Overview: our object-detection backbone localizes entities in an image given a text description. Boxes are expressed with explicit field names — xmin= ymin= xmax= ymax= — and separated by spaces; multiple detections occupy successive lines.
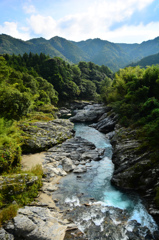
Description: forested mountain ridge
xmin=0 ymin=34 xmax=159 ymax=71
xmin=3 ymin=53 xmax=113 ymax=102
xmin=128 ymin=52 xmax=159 ymax=68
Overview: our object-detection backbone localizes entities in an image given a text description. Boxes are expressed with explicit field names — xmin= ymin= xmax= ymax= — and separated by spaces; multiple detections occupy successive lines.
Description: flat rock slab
xmin=4 ymin=206 xmax=67 ymax=240
xmin=21 ymin=119 xmax=74 ymax=153
xmin=45 ymin=137 xmax=105 ymax=173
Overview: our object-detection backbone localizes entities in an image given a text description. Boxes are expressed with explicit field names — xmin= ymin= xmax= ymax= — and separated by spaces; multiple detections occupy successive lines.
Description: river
xmin=53 ymin=122 xmax=158 ymax=239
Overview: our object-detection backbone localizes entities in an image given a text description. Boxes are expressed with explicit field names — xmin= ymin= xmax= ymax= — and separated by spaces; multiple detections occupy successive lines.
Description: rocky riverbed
xmin=0 ymin=103 xmax=159 ymax=240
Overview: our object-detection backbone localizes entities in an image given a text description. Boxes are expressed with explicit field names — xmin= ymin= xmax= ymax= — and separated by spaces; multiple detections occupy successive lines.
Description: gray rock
xmin=56 ymin=108 xmax=71 ymax=118
xmin=0 ymin=228 xmax=14 ymax=240
xmin=73 ymin=165 xmax=87 ymax=173
xmin=110 ymin=126 xmax=159 ymax=223
xmin=14 ymin=215 xmax=36 ymax=236
xmin=70 ymin=104 xmax=107 ymax=122
xmin=62 ymin=158 xmax=75 ymax=172
xmin=65 ymin=204 xmax=157 ymax=240
xmin=21 ymin=119 xmax=74 ymax=153
xmin=90 ymin=112 xmax=117 ymax=133
xmin=45 ymin=137 xmax=104 ymax=173
xmin=5 ymin=206 xmax=67 ymax=240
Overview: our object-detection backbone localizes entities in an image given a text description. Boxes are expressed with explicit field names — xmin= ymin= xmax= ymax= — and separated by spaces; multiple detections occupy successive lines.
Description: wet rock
xmin=90 ymin=112 xmax=117 ymax=133
xmin=73 ymin=165 xmax=87 ymax=173
xmin=45 ymin=137 xmax=104 ymax=172
xmin=110 ymin=126 xmax=159 ymax=223
xmin=106 ymin=130 xmax=115 ymax=140
xmin=62 ymin=158 xmax=76 ymax=172
xmin=69 ymin=104 xmax=107 ymax=122
xmin=64 ymin=204 xmax=157 ymax=240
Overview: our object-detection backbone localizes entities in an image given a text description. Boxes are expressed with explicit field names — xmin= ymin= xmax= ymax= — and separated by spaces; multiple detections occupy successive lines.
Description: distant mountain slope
xmin=0 ymin=34 xmax=69 ymax=62
xmin=72 ymin=38 xmax=131 ymax=70
xmin=0 ymin=34 xmax=31 ymax=55
xmin=0 ymin=34 xmax=159 ymax=71
xmin=118 ymin=37 xmax=159 ymax=61
xmin=49 ymin=36 xmax=89 ymax=63
xmin=27 ymin=37 xmax=68 ymax=61
xmin=128 ymin=52 xmax=159 ymax=68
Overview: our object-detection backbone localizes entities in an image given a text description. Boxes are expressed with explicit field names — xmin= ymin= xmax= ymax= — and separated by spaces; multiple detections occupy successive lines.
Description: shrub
xmin=0 ymin=118 xmax=22 ymax=173
xmin=0 ymin=204 xmax=18 ymax=227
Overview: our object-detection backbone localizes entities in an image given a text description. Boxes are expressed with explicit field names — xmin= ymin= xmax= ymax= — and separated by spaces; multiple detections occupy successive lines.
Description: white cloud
xmin=27 ymin=14 xmax=60 ymax=38
xmin=0 ymin=0 xmax=157 ymax=43
xmin=23 ymin=4 xmax=36 ymax=14
xmin=0 ymin=21 xmax=31 ymax=40
xmin=105 ymin=22 xmax=159 ymax=43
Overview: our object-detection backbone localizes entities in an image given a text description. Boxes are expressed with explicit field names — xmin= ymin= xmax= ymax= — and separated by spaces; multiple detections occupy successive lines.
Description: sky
xmin=0 ymin=0 xmax=159 ymax=43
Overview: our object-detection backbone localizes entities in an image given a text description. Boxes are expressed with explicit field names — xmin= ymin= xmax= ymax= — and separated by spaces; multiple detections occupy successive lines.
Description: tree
xmin=0 ymin=85 xmax=31 ymax=119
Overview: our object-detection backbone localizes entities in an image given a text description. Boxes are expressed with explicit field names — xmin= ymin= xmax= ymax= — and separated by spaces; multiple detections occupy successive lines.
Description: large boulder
xmin=69 ymin=104 xmax=109 ymax=122
xmin=20 ymin=119 xmax=74 ymax=153
xmin=4 ymin=206 xmax=67 ymax=240
xmin=62 ymin=157 xmax=76 ymax=172
xmin=90 ymin=112 xmax=117 ymax=133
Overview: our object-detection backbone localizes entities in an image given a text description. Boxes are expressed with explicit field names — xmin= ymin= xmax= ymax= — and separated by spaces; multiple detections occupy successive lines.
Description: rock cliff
xmin=110 ymin=125 xmax=159 ymax=225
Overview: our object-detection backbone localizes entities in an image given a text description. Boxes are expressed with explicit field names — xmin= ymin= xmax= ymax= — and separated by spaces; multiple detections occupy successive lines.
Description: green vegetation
xmin=0 ymin=164 xmax=43 ymax=226
xmin=0 ymin=52 xmax=112 ymax=225
xmin=129 ymin=52 xmax=159 ymax=68
xmin=0 ymin=118 xmax=21 ymax=174
xmin=101 ymin=65 xmax=159 ymax=146
xmin=1 ymin=34 xmax=159 ymax=71
xmin=100 ymin=64 xmax=159 ymax=206
xmin=0 ymin=56 xmax=58 ymax=120
xmin=3 ymin=53 xmax=113 ymax=102
xmin=0 ymin=53 xmax=112 ymax=173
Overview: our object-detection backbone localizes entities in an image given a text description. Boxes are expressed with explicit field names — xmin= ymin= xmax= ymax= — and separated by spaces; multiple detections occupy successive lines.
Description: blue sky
xmin=0 ymin=0 xmax=159 ymax=43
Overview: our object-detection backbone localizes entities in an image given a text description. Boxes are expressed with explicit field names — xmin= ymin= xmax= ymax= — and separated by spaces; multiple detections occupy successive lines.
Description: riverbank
xmin=0 ymin=103 xmax=159 ymax=239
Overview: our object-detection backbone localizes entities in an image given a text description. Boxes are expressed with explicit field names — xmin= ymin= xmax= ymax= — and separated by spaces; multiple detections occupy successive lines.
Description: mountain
xmin=128 ymin=52 xmax=159 ymax=68
xmin=0 ymin=34 xmax=159 ymax=71
xmin=72 ymin=38 xmax=131 ymax=70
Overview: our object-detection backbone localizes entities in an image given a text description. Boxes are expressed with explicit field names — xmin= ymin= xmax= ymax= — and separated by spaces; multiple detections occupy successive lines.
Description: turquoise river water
xmin=55 ymin=123 xmax=158 ymax=234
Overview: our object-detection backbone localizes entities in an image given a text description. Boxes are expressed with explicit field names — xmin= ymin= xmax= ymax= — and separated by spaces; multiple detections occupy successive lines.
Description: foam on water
xmin=74 ymin=123 xmax=158 ymax=233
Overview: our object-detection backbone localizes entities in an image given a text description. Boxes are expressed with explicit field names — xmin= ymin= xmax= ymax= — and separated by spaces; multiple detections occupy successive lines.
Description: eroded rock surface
xmin=90 ymin=111 xmax=117 ymax=133
xmin=4 ymin=206 xmax=67 ymax=240
xmin=20 ymin=119 xmax=74 ymax=153
xmin=44 ymin=137 xmax=105 ymax=173
xmin=63 ymin=203 xmax=159 ymax=240
xmin=110 ymin=126 xmax=159 ymax=224
xmin=69 ymin=104 xmax=108 ymax=122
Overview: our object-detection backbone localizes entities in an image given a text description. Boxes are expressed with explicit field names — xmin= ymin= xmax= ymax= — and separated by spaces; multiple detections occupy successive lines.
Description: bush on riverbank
xmin=101 ymin=65 xmax=159 ymax=149
xmin=0 ymin=118 xmax=22 ymax=174
xmin=0 ymin=164 xmax=43 ymax=227
xmin=101 ymin=65 xmax=159 ymax=207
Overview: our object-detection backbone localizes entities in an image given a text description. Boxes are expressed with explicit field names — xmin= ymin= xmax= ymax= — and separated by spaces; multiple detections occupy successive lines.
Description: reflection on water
xmin=55 ymin=123 xmax=158 ymax=233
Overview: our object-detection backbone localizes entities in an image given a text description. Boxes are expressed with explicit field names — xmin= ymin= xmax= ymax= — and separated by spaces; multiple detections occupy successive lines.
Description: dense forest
xmin=101 ymin=65 xmax=159 ymax=149
xmin=0 ymin=53 xmax=113 ymax=172
xmin=1 ymin=34 xmax=159 ymax=72
xmin=0 ymin=51 xmax=159 ymax=224
xmin=101 ymin=65 xmax=159 ymax=206
xmin=128 ymin=52 xmax=159 ymax=68
xmin=3 ymin=52 xmax=113 ymax=102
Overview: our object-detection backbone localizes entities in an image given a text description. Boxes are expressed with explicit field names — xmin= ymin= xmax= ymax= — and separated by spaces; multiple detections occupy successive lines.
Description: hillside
xmin=128 ymin=52 xmax=159 ymax=68
xmin=0 ymin=34 xmax=159 ymax=71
